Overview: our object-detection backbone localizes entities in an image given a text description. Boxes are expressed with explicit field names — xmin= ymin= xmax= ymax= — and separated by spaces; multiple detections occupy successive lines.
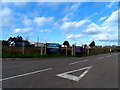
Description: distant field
xmin=2 ymin=45 xmax=119 ymax=58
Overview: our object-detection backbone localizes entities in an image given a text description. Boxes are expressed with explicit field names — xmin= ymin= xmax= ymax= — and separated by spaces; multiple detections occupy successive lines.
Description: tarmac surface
xmin=2 ymin=52 xmax=119 ymax=88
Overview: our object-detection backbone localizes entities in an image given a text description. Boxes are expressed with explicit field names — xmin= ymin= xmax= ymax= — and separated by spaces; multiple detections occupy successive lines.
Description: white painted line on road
xmin=106 ymin=55 xmax=112 ymax=57
xmin=69 ymin=60 xmax=89 ymax=65
xmin=113 ymin=54 xmax=117 ymax=56
xmin=0 ymin=68 xmax=52 ymax=81
xmin=56 ymin=66 xmax=92 ymax=82
xmin=96 ymin=57 xmax=104 ymax=59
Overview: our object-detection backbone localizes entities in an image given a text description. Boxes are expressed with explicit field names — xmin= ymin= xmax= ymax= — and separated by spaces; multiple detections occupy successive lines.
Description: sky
xmin=1 ymin=1 xmax=119 ymax=46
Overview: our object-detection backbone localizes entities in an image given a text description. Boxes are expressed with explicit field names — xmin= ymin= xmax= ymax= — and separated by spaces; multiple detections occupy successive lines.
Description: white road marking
xmin=106 ymin=55 xmax=112 ymax=57
xmin=113 ymin=54 xmax=118 ymax=56
xmin=96 ymin=57 xmax=104 ymax=59
xmin=0 ymin=68 xmax=52 ymax=81
xmin=56 ymin=66 xmax=92 ymax=82
xmin=69 ymin=60 xmax=89 ymax=65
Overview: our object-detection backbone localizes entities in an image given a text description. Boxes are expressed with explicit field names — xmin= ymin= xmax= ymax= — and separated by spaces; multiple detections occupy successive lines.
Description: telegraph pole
xmin=37 ymin=36 xmax=39 ymax=47
xmin=73 ymin=38 xmax=76 ymax=56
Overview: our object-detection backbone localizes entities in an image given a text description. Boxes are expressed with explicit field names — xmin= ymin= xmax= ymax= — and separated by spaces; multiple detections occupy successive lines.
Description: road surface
xmin=2 ymin=52 xmax=119 ymax=88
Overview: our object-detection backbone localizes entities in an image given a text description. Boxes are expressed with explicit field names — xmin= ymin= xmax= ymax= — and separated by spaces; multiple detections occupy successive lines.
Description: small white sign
xmin=56 ymin=66 xmax=92 ymax=82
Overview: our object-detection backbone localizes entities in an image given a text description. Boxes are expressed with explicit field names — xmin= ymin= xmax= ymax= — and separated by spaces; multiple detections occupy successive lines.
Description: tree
xmin=17 ymin=36 xmax=23 ymax=42
xmin=7 ymin=37 xmax=12 ymax=42
xmin=63 ymin=41 xmax=70 ymax=47
xmin=89 ymin=41 xmax=95 ymax=47
xmin=83 ymin=44 xmax=87 ymax=48
xmin=12 ymin=37 xmax=16 ymax=42
xmin=7 ymin=35 xmax=23 ymax=43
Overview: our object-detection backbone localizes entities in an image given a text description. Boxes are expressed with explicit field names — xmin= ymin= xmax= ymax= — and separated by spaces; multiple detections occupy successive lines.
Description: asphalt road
xmin=2 ymin=52 xmax=119 ymax=88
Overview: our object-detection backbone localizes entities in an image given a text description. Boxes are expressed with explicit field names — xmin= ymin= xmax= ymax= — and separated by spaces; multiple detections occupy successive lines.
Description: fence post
xmin=87 ymin=47 xmax=89 ymax=56
xmin=71 ymin=45 xmax=73 ymax=56
xmin=74 ymin=44 xmax=76 ymax=56
xmin=44 ymin=43 xmax=46 ymax=55
xmin=66 ymin=46 xmax=67 ymax=55
xmin=41 ymin=46 xmax=43 ymax=55
xmin=22 ymin=41 xmax=25 ymax=54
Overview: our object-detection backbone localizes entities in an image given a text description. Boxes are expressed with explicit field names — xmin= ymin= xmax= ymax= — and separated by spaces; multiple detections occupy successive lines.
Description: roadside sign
xmin=46 ymin=43 xmax=61 ymax=54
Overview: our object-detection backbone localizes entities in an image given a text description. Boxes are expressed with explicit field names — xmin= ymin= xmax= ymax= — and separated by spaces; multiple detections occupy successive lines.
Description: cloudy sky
xmin=1 ymin=1 xmax=119 ymax=46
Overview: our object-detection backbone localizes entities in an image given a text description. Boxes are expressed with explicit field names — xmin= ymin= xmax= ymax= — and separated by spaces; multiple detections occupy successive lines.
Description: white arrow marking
xmin=56 ymin=66 xmax=92 ymax=82
xmin=69 ymin=60 xmax=89 ymax=65
xmin=96 ymin=57 xmax=104 ymax=59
